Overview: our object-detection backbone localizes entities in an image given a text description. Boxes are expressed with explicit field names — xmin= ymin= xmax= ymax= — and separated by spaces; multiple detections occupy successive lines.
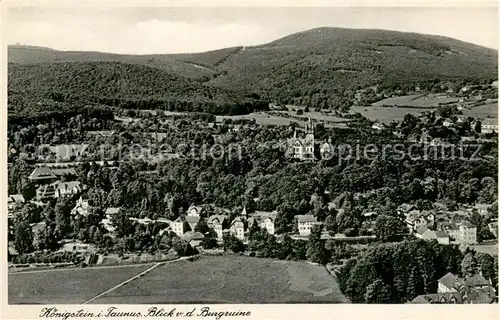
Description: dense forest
xmin=8 ymin=62 xmax=269 ymax=118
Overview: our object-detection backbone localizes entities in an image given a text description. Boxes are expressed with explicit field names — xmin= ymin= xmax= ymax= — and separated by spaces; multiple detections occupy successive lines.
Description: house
xmin=442 ymin=118 xmax=453 ymax=127
xmin=187 ymin=205 xmax=203 ymax=217
xmin=487 ymin=222 xmax=498 ymax=238
xmin=230 ymin=217 xmax=245 ymax=240
xmin=35 ymin=184 xmax=57 ymax=202
xmin=248 ymin=210 xmax=278 ymax=235
xmin=29 ymin=166 xmax=57 ymax=184
xmin=410 ymin=272 xmax=497 ymax=304
xmin=101 ymin=207 xmax=120 ymax=233
xmin=287 ymin=118 xmax=315 ymax=161
xmin=371 ymin=122 xmax=384 ymax=131
xmin=296 ymin=214 xmax=320 ymax=236
xmin=480 ymin=118 xmax=498 ymax=134
xmin=29 ymin=166 xmax=78 ymax=185
xmin=171 ymin=217 xmax=190 ymax=236
xmin=414 ymin=227 xmax=450 ymax=245
xmin=183 ymin=231 xmax=205 ymax=247
xmin=398 ymin=203 xmax=417 ymax=215
xmin=207 ymin=215 xmax=228 ymax=240
xmin=8 ymin=194 xmax=25 ymax=211
xmin=71 ymin=197 xmax=89 ymax=216
xmin=7 ymin=194 xmax=25 ymax=219
xmin=105 ymin=207 xmax=121 ymax=218
xmin=186 ymin=215 xmax=200 ymax=231
xmin=438 ymin=272 xmax=464 ymax=293
xmin=319 ymin=141 xmax=333 ymax=159
xmin=474 ymin=203 xmax=492 ymax=215
xmin=54 ymin=181 xmax=82 ymax=198
xmin=405 ymin=210 xmax=435 ymax=232
xmin=411 ymin=292 xmax=464 ymax=304
xmin=446 ymin=222 xmax=477 ymax=244
xmin=438 ymin=272 xmax=493 ymax=293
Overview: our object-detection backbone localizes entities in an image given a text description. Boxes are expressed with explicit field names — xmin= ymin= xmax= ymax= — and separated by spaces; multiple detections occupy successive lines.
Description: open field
xmin=471 ymin=243 xmax=498 ymax=256
xmin=350 ymin=105 xmax=430 ymax=123
xmin=372 ymin=94 xmax=459 ymax=107
xmin=9 ymin=255 xmax=349 ymax=304
xmin=8 ymin=264 xmax=154 ymax=304
xmin=462 ymin=103 xmax=498 ymax=119
xmin=92 ymin=255 xmax=348 ymax=304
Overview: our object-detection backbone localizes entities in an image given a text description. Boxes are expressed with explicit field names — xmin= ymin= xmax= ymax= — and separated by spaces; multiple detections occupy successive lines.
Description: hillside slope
xmin=8 ymin=27 xmax=498 ymax=111
xmin=8 ymin=61 xmax=267 ymax=117
xmin=8 ymin=45 xmax=213 ymax=79
xmin=204 ymin=28 xmax=497 ymax=109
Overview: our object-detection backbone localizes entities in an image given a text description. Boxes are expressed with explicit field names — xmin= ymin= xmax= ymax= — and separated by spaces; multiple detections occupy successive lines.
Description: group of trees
xmin=337 ymin=239 xmax=498 ymax=303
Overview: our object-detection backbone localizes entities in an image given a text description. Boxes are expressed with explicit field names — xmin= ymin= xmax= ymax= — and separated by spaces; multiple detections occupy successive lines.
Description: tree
xmin=13 ymin=219 xmax=34 ymax=254
xmin=35 ymin=222 xmax=60 ymax=251
xmin=306 ymin=225 xmax=330 ymax=265
xmin=364 ymin=279 xmax=392 ymax=303
xmin=54 ymin=198 xmax=72 ymax=237
xmin=374 ymin=215 xmax=408 ymax=241
xmin=461 ymin=252 xmax=478 ymax=277
xmin=194 ymin=218 xmax=210 ymax=235
xmin=172 ymin=238 xmax=194 ymax=256
xmin=223 ymin=234 xmax=245 ymax=253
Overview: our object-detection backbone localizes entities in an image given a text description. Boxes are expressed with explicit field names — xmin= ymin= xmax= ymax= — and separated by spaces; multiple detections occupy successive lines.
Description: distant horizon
xmin=7 ymin=26 xmax=499 ymax=56
xmin=6 ymin=7 xmax=498 ymax=54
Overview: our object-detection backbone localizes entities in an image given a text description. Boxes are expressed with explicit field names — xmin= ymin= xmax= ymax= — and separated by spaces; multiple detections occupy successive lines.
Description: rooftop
xmin=296 ymin=214 xmax=317 ymax=223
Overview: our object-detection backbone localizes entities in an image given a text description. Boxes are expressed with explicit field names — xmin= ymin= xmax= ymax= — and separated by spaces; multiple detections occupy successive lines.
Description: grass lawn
xmin=91 ymin=255 xmax=349 ymax=304
xmin=8 ymin=264 xmax=154 ymax=304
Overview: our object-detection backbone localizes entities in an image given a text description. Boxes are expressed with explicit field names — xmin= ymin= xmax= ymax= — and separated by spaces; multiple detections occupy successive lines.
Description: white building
xmin=296 ymin=214 xmax=320 ymax=236
xmin=248 ymin=210 xmax=278 ymax=235
xmin=171 ymin=217 xmax=189 ymax=237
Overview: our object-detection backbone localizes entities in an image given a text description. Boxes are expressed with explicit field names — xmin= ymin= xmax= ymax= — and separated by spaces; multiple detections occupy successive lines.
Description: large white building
xmin=287 ymin=119 xmax=316 ymax=161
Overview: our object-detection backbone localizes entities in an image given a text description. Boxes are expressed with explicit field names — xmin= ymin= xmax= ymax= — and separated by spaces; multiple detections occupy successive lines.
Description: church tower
xmin=305 ymin=117 xmax=314 ymax=142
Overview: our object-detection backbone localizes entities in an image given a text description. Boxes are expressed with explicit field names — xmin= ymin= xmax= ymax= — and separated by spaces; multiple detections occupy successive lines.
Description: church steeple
xmin=306 ymin=117 xmax=314 ymax=134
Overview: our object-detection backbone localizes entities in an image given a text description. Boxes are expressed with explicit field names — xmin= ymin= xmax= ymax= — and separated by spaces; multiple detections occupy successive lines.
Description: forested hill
xmin=8 ymin=45 xmax=214 ymax=79
xmin=8 ymin=61 xmax=268 ymax=118
xmin=204 ymin=27 xmax=498 ymax=109
xmin=8 ymin=27 xmax=498 ymax=113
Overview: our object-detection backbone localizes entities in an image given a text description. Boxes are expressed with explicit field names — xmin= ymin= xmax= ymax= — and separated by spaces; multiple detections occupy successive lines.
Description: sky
xmin=6 ymin=6 xmax=499 ymax=54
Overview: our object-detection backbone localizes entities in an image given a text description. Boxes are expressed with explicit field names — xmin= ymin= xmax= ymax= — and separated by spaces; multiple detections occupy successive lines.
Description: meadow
xmin=8 ymin=255 xmax=349 ymax=304
xmin=92 ymin=255 xmax=348 ymax=304
xmin=8 ymin=264 xmax=154 ymax=304
xmin=371 ymin=94 xmax=459 ymax=107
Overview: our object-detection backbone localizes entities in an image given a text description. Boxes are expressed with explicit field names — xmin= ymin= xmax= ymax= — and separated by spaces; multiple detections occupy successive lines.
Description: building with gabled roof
xmin=171 ymin=217 xmax=190 ymax=237
xmin=54 ymin=181 xmax=82 ymax=198
xmin=29 ymin=166 xmax=57 ymax=182
xmin=71 ymin=196 xmax=89 ymax=216
xmin=183 ymin=231 xmax=205 ymax=247
xmin=187 ymin=205 xmax=203 ymax=217
xmin=186 ymin=215 xmax=200 ymax=231
xmin=287 ymin=118 xmax=316 ymax=161
xmin=230 ymin=217 xmax=245 ymax=240
xmin=295 ymin=214 xmax=320 ymax=236
xmin=207 ymin=215 xmax=228 ymax=240
xmin=248 ymin=210 xmax=278 ymax=235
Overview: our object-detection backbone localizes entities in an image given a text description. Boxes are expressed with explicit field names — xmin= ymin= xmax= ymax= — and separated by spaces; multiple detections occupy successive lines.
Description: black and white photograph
xmin=3 ymin=2 xmax=499 ymax=309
